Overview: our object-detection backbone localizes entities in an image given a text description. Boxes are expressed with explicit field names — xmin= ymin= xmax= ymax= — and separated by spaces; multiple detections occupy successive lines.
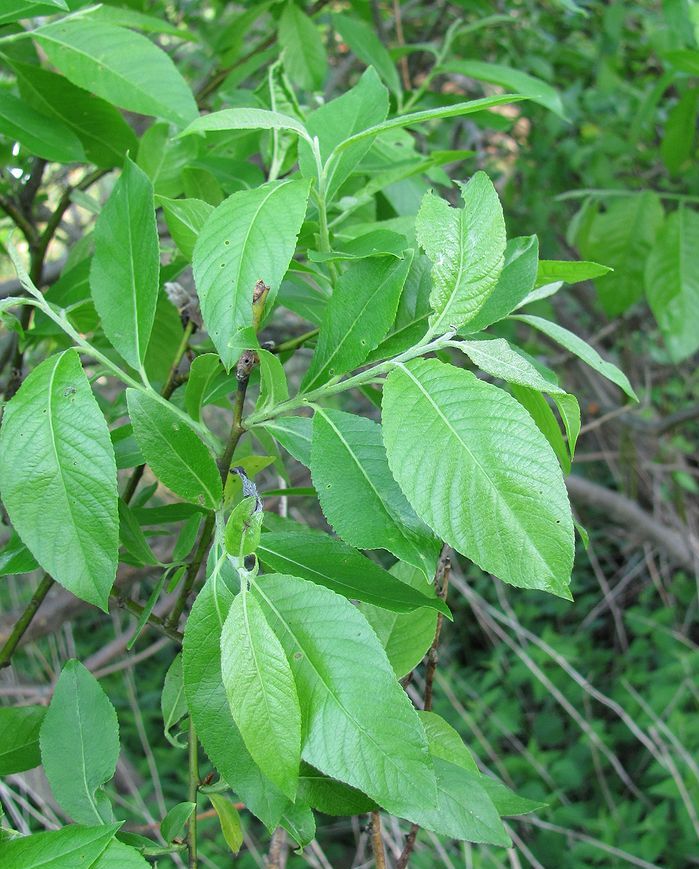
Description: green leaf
xmin=453 ymin=337 xmax=566 ymax=394
xmin=0 ymin=531 xmax=38 ymax=577
xmin=13 ymin=60 xmax=137 ymax=168
xmin=382 ymin=359 xmax=574 ymax=598
xmin=358 ymin=562 xmax=439 ymax=678
xmin=481 ymin=778 xmax=546 ymax=817
xmin=462 ymin=235 xmax=539 ymax=334
xmin=221 ymin=591 xmax=301 ymax=800
xmin=184 ymin=353 xmax=223 ymax=422
xmin=645 ymin=206 xmax=699 ymax=362
xmin=333 ymin=14 xmax=401 ymax=96
xmin=578 ymin=192 xmax=664 ymax=315
xmin=182 ymin=569 xmax=290 ymax=831
xmin=179 ymin=107 xmax=309 ymax=141
xmin=192 ymin=179 xmax=310 ymax=370
xmin=0 ymin=91 xmax=85 ymax=163
xmin=208 ymin=794 xmax=244 ymax=855
xmin=0 ymin=824 xmax=119 ymax=869
xmin=301 ymin=254 xmax=412 ymax=392
xmin=252 ymin=573 xmax=438 ymax=818
xmin=256 ymin=349 xmax=289 ymax=414
xmin=298 ymin=67 xmax=389 ymax=201
xmin=224 ymin=497 xmax=264 ymax=557
xmin=513 ymin=315 xmax=638 ymax=400
xmin=280 ymin=802 xmax=315 ymax=849
xmin=90 ymin=839 xmax=150 ymax=869
xmin=310 ymin=408 xmax=441 ymax=577
xmin=511 ymin=385 xmax=571 ymax=475
xmin=417 ymin=173 xmax=506 ymax=334
xmin=0 ymin=706 xmax=45 ymax=775
xmin=536 ymin=259 xmax=612 ymax=286
xmin=418 ymin=711 xmax=478 ymax=773
xmin=90 ymin=158 xmax=159 ymax=371
xmin=118 ymin=498 xmax=159 ymax=566
xmin=298 ymin=763 xmax=377 ymax=815
xmin=368 ymin=255 xmax=432 ymax=361
xmin=443 ymin=60 xmax=565 ymax=117
xmin=34 ymin=19 xmax=197 ymax=127
xmin=40 ymin=660 xmax=120 ymax=825
xmin=279 ymin=1 xmax=327 ymax=91
xmin=143 ymin=292 xmax=185 ymax=387
xmin=0 ymin=351 xmax=118 ymax=610
xmin=256 ymin=416 xmax=312 ymax=466
xmin=161 ymin=654 xmax=187 ymax=749
xmin=328 ymin=94 xmax=524 ymax=160
xmin=160 ymin=802 xmax=196 ymax=843
xmin=662 ymin=88 xmax=698 ymax=174
xmin=126 ymin=389 xmax=222 ymax=509
xmin=157 ymin=196 xmax=214 ymax=261
xmin=258 ymin=528 xmax=448 ymax=615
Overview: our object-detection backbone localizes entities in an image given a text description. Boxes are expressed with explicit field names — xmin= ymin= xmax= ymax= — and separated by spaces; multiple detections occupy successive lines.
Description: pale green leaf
xmin=91 ymin=158 xmax=160 ymax=370
xmin=252 ymin=574 xmax=438 ymax=819
xmin=221 ymin=591 xmax=301 ymax=799
xmin=34 ymin=19 xmax=197 ymax=127
xmin=256 ymin=349 xmax=289 ymax=413
xmin=513 ymin=314 xmax=638 ymax=400
xmin=157 ymin=196 xmax=214 ymax=261
xmin=368 ymin=254 xmax=432 ymax=361
xmin=578 ymin=192 xmax=664 ymax=315
xmin=536 ymin=259 xmax=611 ymax=286
xmin=193 ymin=179 xmax=310 ymax=370
xmin=40 ymin=660 xmax=119 ymax=825
xmin=0 ymin=824 xmax=119 ymax=869
xmin=184 ymin=353 xmax=222 ymax=423
xmin=645 ymin=206 xmax=699 ymax=362
xmin=463 ymin=235 xmax=539 ymax=334
xmin=300 ymin=254 xmax=412 ymax=392
xmin=161 ymin=654 xmax=187 ymax=749
xmin=179 ymin=107 xmax=309 ymax=141
xmin=182 ymin=569 xmax=290 ymax=831
xmin=0 ymin=531 xmax=38 ymax=577
xmin=0 ymin=351 xmax=118 ymax=610
xmin=126 ymin=389 xmax=222 ymax=509
xmin=13 ymin=59 xmax=137 ymax=169
xmin=256 ymin=416 xmax=312 ymax=466
xmin=443 ymin=60 xmax=565 ymax=117
xmin=310 ymin=408 xmax=441 ymax=577
xmin=91 ymin=840 xmax=150 ymax=869
xmin=0 ymin=706 xmax=45 ymax=775
xmin=418 ymin=711 xmax=479 ymax=773
xmin=224 ymin=496 xmax=264 ymax=558
xmin=298 ymin=67 xmax=389 ymax=200
xmin=161 ymin=802 xmax=196 ymax=843
xmin=0 ymin=91 xmax=84 ymax=163
xmin=382 ymin=359 xmax=574 ymax=598
xmin=511 ymin=385 xmax=571 ymax=475
xmin=333 ymin=14 xmax=401 ymax=95
xmin=417 ymin=173 xmax=506 ymax=334
xmin=258 ymin=527 xmax=448 ymax=615
xmin=118 ymin=498 xmax=159 ymax=566
xmin=279 ymin=2 xmax=327 ymax=91
xmin=358 ymin=563 xmax=439 ymax=678
xmin=208 ymin=794 xmax=244 ymax=854
xmin=453 ymin=337 xmax=565 ymax=394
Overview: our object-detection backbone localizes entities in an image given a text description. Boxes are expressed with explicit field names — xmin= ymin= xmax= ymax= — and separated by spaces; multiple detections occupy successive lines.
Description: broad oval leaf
xmin=91 ymin=158 xmax=160 ymax=371
xmin=126 ymin=389 xmax=222 ymax=509
xmin=182 ymin=568 xmax=290 ymax=831
xmin=310 ymin=408 xmax=441 ymax=577
xmin=417 ymin=172 xmax=506 ymax=334
xmin=0 ymin=706 xmax=45 ymax=775
xmin=252 ymin=573 xmax=438 ymax=818
xmin=40 ymin=660 xmax=120 ymax=825
xmin=258 ymin=527 xmax=449 ymax=615
xmin=221 ymin=592 xmax=301 ymax=800
xmin=193 ymin=179 xmax=310 ymax=369
xmin=0 ymin=350 xmax=118 ymax=610
xmin=301 ymin=254 xmax=411 ymax=392
xmin=34 ymin=19 xmax=197 ymax=127
xmin=382 ymin=359 xmax=574 ymax=598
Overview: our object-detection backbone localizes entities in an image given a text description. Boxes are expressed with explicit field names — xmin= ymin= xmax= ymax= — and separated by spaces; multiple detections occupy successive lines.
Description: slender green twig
xmin=0 ymin=573 xmax=54 ymax=669
xmin=188 ymin=719 xmax=199 ymax=869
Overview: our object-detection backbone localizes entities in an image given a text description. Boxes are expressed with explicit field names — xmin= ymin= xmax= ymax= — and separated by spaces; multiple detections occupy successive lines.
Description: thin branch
xmin=0 ymin=573 xmax=54 ymax=669
xmin=370 ymin=811 xmax=387 ymax=869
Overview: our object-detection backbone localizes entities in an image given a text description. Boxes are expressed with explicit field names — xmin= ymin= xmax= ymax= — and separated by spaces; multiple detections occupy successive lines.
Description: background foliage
xmin=0 ymin=1 xmax=697 ymax=868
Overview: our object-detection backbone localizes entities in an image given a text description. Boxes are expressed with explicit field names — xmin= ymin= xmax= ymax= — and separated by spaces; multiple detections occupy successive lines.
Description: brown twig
xmin=396 ymin=547 xmax=451 ymax=868
xmin=370 ymin=811 xmax=387 ymax=869
xmin=265 ymin=827 xmax=288 ymax=868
